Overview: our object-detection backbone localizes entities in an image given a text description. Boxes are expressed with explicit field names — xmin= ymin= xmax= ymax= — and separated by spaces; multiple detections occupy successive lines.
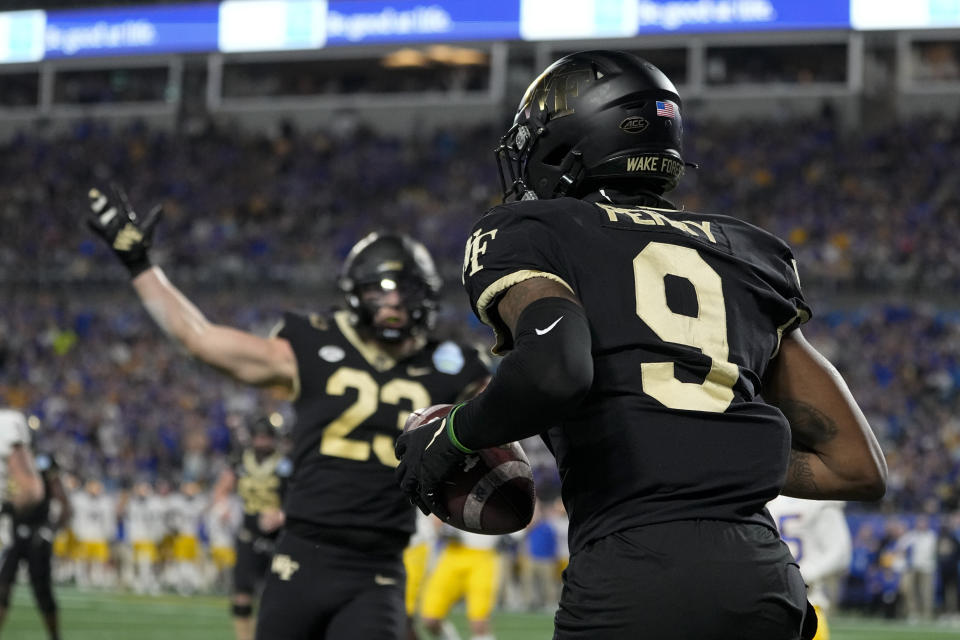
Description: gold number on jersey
xmin=379 ymin=379 xmax=432 ymax=465
xmin=237 ymin=475 xmax=281 ymax=515
xmin=633 ymin=242 xmax=739 ymax=413
xmin=322 ymin=368 xmax=379 ymax=461
xmin=321 ymin=367 xmax=431 ymax=467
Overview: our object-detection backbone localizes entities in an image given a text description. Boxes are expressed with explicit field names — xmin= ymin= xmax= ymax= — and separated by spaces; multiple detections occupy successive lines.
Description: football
xmin=403 ymin=404 xmax=536 ymax=535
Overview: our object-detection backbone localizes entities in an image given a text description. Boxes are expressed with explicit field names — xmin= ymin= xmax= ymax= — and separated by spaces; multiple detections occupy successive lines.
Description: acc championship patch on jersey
xmin=433 ymin=341 xmax=465 ymax=375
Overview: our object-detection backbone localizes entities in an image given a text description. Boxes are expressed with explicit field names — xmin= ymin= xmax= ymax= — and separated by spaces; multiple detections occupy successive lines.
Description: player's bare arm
xmin=763 ymin=329 xmax=887 ymax=501
xmin=8 ymin=444 xmax=44 ymax=510
xmin=132 ymin=268 xmax=297 ymax=389
xmin=86 ymin=187 xmax=297 ymax=391
xmin=495 ymin=277 xmax=579 ymax=332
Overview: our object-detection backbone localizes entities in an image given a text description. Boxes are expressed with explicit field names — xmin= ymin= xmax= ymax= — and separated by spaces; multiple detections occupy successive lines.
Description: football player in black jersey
xmin=83 ymin=193 xmax=491 ymax=640
xmin=396 ymin=50 xmax=887 ymax=640
xmin=0 ymin=451 xmax=70 ymax=640
xmin=213 ymin=416 xmax=291 ymax=640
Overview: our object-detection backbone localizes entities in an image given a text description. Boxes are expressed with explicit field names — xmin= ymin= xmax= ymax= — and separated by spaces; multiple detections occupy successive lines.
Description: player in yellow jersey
xmin=71 ymin=479 xmax=115 ymax=588
xmin=51 ymin=472 xmax=80 ymax=584
xmin=168 ymin=480 xmax=208 ymax=595
xmin=403 ymin=512 xmax=439 ymax=638
xmin=120 ymin=481 xmax=166 ymax=594
xmin=420 ymin=527 xmax=502 ymax=640
xmin=206 ymin=494 xmax=242 ymax=592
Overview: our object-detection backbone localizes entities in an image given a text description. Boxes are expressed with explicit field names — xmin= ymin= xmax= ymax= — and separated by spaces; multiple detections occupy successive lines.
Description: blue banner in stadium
xmin=45 ymin=4 xmax=219 ymax=59
xmin=520 ymin=0 xmax=850 ymax=40
xmin=324 ymin=0 xmax=520 ymax=45
xmin=3 ymin=0 xmax=858 ymax=65
xmin=631 ymin=0 xmax=850 ymax=34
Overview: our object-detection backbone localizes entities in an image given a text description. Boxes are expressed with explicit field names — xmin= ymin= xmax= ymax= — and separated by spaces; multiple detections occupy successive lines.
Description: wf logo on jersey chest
xmin=462 ymin=228 xmax=499 ymax=283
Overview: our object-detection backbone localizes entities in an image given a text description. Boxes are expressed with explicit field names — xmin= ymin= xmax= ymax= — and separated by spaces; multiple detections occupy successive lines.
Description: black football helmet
xmin=496 ymin=50 xmax=686 ymax=202
xmin=249 ymin=416 xmax=278 ymax=439
xmin=248 ymin=415 xmax=279 ymax=455
xmin=338 ymin=232 xmax=442 ymax=342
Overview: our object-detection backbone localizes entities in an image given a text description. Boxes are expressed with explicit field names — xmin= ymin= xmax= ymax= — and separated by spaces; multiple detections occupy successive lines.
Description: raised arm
xmin=763 ymin=329 xmax=887 ymax=501
xmin=131 ymin=268 xmax=296 ymax=388
xmin=86 ymin=187 xmax=297 ymax=390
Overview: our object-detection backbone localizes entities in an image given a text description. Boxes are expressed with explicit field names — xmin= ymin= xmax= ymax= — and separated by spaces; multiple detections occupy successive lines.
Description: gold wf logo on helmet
xmin=525 ymin=69 xmax=593 ymax=121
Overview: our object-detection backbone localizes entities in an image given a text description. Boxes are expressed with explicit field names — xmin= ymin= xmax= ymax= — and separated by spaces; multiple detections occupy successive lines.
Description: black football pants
xmin=255 ymin=530 xmax=406 ymax=640
xmin=233 ymin=532 xmax=275 ymax=596
xmin=554 ymin=519 xmax=812 ymax=640
xmin=0 ymin=530 xmax=57 ymax=614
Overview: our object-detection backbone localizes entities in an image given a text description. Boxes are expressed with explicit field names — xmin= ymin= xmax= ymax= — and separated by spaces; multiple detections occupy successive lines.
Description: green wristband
xmin=446 ymin=403 xmax=474 ymax=454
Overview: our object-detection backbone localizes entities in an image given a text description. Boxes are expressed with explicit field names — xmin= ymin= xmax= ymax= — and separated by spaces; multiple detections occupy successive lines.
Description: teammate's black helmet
xmin=249 ymin=416 xmax=278 ymax=439
xmin=338 ymin=232 xmax=442 ymax=342
xmin=495 ymin=50 xmax=686 ymax=202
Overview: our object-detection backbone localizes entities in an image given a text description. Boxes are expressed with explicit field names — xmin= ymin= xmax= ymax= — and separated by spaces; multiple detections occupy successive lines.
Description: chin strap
xmin=554 ymin=150 xmax=585 ymax=198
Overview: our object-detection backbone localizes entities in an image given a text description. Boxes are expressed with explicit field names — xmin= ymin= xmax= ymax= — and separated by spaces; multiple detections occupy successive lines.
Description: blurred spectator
xmin=897 ymin=516 xmax=938 ymax=619
xmin=520 ymin=500 xmax=560 ymax=612
xmin=936 ymin=518 xmax=960 ymax=615
xmin=846 ymin=524 xmax=880 ymax=610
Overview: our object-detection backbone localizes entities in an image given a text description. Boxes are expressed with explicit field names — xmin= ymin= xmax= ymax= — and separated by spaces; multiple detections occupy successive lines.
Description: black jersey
xmin=276 ymin=310 xmax=489 ymax=539
xmin=233 ymin=449 xmax=292 ymax=536
xmin=462 ymin=197 xmax=811 ymax=554
xmin=9 ymin=453 xmax=56 ymax=528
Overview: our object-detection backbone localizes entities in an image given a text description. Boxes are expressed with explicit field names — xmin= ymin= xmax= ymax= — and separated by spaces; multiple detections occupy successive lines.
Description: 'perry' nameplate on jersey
xmin=598 ymin=203 xmax=733 ymax=254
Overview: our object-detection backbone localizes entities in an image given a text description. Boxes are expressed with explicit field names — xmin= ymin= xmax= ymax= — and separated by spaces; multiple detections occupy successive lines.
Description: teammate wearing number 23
xmin=395 ymin=50 xmax=886 ymax=640
xmin=82 ymin=188 xmax=489 ymax=640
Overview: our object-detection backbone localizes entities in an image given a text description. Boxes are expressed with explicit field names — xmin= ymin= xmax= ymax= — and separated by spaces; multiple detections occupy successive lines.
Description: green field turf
xmin=6 ymin=587 xmax=960 ymax=639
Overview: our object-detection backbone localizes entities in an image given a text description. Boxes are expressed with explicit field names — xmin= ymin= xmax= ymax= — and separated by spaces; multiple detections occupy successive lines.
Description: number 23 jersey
xmin=462 ymin=197 xmax=812 ymax=554
xmin=276 ymin=310 xmax=489 ymax=539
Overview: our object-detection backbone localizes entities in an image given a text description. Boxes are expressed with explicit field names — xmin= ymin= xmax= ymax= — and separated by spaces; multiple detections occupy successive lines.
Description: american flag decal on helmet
xmin=656 ymin=100 xmax=676 ymax=118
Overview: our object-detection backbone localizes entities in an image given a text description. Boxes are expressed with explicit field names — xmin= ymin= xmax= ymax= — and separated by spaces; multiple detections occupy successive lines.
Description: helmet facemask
xmin=351 ymin=274 xmax=437 ymax=343
xmin=339 ymin=233 xmax=442 ymax=343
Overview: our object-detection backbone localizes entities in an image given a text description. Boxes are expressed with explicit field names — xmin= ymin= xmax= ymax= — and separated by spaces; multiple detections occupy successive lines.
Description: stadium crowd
xmin=2 ymin=116 xmax=960 ymax=617
xmin=3 ymin=114 xmax=960 ymax=294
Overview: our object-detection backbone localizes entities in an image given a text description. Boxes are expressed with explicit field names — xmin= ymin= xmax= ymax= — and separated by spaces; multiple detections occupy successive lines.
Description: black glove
xmin=394 ymin=408 xmax=471 ymax=521
xmin=86 ymin=186 xmax=162 ymax=278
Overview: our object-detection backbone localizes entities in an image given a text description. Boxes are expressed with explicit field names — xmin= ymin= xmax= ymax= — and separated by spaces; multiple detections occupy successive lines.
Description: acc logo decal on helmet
xmin=619 ymin=116 xmax=649 ymax=133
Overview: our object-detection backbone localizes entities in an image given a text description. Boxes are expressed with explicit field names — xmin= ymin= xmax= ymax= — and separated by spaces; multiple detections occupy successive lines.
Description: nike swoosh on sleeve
xmin=535 ymin=316 xmax=564 ymax=336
